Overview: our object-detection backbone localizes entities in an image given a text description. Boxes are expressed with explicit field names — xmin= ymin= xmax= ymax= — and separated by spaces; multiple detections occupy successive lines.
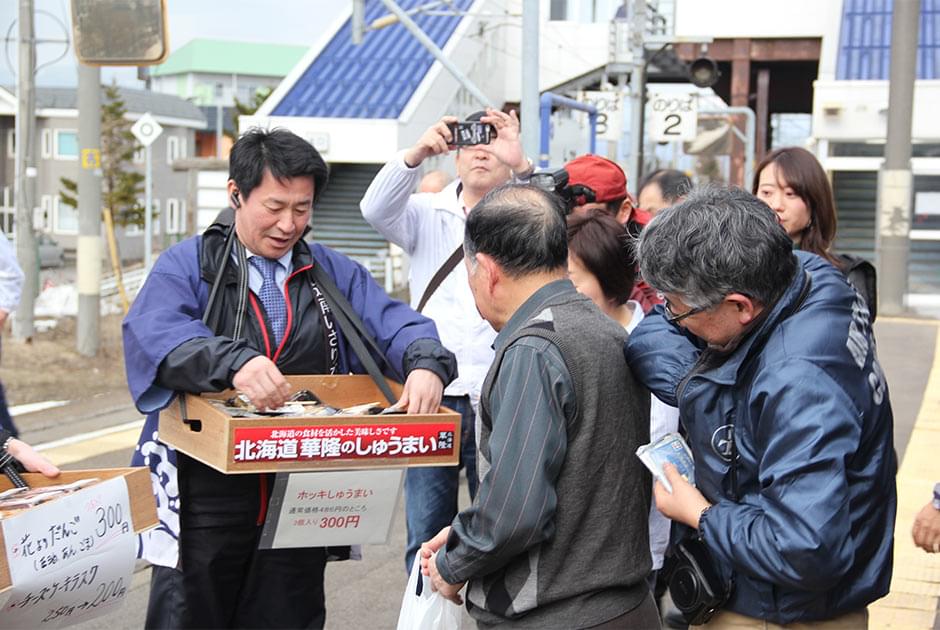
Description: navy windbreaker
xmin=625 ymin=251 xmax=896 ymax=623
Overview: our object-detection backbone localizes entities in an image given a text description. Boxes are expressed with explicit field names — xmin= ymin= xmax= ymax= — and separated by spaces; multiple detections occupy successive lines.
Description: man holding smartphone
xmin=361 ymin=108 xmax=534 ymax=575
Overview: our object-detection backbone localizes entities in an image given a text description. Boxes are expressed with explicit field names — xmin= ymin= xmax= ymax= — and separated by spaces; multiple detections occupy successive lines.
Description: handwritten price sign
xmin=0 ymin=478 xmax=136 ymax=629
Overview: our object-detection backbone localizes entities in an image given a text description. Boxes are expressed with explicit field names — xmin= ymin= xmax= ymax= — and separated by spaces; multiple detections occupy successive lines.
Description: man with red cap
xmin=562 ymin=154 xmax=660 ymax=312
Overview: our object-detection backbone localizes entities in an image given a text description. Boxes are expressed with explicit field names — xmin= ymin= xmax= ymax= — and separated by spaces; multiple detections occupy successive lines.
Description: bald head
xmin=464 ymin=183 xmax=568 ymax=277
xmin=418 ymin=170 xmax=453 ymax=194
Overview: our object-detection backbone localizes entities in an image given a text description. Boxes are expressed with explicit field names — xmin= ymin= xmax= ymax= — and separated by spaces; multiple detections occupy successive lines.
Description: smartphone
xmin=447 ymin=121 xmax=493 ymax=146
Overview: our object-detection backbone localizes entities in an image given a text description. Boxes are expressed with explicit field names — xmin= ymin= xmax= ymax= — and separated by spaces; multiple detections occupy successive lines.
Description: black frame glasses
xmin=662 ymin=297 xmax=707 ymax=324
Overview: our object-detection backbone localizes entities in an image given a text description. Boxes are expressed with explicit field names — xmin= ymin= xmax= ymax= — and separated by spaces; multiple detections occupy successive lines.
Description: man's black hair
xmin=464 ymin=183 xmax=568 ymax=277
xmin=229 ymin=128 xmax=330 ymax=203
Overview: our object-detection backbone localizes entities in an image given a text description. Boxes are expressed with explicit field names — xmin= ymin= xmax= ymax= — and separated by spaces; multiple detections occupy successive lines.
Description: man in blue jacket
xmin=123 ymin=128 xmax=456 ymax=629
xmin=625 ymin=185 xmax=896 ymax=627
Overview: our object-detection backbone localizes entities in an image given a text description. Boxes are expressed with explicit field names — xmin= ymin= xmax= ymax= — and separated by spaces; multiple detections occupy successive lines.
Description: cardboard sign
xmin=0 ymin=477 xmax=136 ymax=628
xmin=232 ymin=422 xmax=456 ymax=464
xmin=259 ymin=469 xmax=404 ymax=549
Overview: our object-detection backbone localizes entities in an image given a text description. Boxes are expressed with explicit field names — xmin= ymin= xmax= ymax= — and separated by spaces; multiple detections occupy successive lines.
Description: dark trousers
xmin=145 ymin=455 xmax=328 ymax=629
xmin=0 ymin=337 xmax=17 ymax=437
xmin=0 ymin=381 xmax=17 ymax=437
xmin=146 ymin=544 xmax=326 ymax=630
xmin=403 ymin=394 xmax=477 ymax=573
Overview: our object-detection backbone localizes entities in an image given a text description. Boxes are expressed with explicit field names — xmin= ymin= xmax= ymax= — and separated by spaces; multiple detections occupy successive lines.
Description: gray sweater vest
xmin=473 ymin=291 xmax=652 ymax=628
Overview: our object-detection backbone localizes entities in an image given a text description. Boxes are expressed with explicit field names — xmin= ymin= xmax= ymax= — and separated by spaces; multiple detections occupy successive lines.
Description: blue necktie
xmin=250 ymin=257 xmax=287 ymax=345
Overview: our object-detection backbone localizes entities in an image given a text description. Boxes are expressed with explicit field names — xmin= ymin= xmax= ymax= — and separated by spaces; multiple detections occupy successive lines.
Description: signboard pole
xmin=144 ymin=145 xmax=152 ymax=273
xmin=130 ymin=113 xmax=163 ymax=274
xmin=76 ymin=64 xmax=101 ymax=357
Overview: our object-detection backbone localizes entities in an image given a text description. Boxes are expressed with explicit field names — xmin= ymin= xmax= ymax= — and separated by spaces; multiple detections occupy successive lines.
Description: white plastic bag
xmin=396 ymin=556 xmax=462 ymax=630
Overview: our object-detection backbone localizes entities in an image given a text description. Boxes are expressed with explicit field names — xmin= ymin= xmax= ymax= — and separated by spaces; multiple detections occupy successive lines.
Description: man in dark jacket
xmin=123 ymin=128 xmax=456 ymax=629
xmin=625 ymin=185 xmax=896 ymax=627
xmin=421 ymin=184 xmax=659 ymax=628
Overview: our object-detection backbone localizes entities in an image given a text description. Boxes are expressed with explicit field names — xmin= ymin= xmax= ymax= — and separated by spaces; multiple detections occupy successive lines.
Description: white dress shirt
xmin=361 ymin=151 xmax=496 ymax=400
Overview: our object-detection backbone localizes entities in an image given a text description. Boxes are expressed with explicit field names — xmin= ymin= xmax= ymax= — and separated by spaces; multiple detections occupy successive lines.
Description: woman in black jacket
xmin=753 ymin=146 xmax=877 ymax=322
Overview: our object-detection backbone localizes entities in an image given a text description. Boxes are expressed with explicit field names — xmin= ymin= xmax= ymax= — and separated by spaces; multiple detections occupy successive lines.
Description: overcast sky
xmin=0 ymin=0 xmax=347 ymax=87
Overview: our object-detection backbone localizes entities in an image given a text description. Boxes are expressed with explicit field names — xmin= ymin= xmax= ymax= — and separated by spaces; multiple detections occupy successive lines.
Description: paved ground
xmin=9 ymin=314 xmax=940 ymax=629
xmin=869 ymin=317 xmax=940 ymax=629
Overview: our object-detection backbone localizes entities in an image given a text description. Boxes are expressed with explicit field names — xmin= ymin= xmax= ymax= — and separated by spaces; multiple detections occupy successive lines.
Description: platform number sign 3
xmin=649 ymin=92 xmax=698 ymax=142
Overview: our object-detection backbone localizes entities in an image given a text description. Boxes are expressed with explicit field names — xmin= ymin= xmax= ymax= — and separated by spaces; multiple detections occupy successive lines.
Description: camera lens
xmin=670 ymin=566 xmax=701 ymax=611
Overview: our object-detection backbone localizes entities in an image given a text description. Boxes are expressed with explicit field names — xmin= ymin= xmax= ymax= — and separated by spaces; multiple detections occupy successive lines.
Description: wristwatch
xmin=932 ymin=482 xmax=940 ymax=510
xmin=697 ymin=504 xmax=712 ymax=537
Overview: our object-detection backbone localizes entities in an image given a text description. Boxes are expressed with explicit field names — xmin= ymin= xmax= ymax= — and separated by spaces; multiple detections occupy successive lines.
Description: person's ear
xmin=615 ymin=197 xmax=634 ymax=224
xmin=226 ymin=180 xmax=241 ymax=208
xmin=476 ymin=253 xmax=500 ymax=294
xmin=725 ymin=293 xmax=760 ymax=325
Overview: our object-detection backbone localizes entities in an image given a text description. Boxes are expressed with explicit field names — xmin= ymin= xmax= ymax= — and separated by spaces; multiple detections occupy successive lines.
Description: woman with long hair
xmin=753 ymin=146 xmax=877 ymax=321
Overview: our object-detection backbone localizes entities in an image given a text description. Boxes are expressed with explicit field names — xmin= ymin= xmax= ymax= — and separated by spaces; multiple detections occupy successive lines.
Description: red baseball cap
xmin=563 ymin=155 xmax=628 ymax=203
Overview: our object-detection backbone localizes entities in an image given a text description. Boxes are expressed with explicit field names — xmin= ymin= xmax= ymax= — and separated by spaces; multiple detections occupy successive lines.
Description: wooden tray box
xmin=0 ymin=467 xmax=158 ymax=593
xmin=158 ymin=375 xmax=462 ymax=474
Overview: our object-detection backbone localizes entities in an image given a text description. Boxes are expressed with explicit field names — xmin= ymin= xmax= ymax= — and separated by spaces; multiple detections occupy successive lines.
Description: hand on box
xmin=653 ymin=462 xmax=711 ymax=529
xmin=233 ymin=356 xmax=291 ymax=411
xmin=396 ymin=368 xmax=444 ymax=414
xmin=7 ymin=438 xmax=60 ymax=478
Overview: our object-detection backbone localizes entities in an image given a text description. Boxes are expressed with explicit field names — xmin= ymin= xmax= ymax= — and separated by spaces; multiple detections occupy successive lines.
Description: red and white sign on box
xmin=231 ymin=422 xmax=456 ymax=464
xmin=259 ymin=469 xmax=404 ymax=548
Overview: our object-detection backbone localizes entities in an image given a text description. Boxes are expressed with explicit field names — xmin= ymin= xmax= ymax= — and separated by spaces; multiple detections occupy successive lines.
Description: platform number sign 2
xmin=649 ymin=92 xmax=698 ymax=142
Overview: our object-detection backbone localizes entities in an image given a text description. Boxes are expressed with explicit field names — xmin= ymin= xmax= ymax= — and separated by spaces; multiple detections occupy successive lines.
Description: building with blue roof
xmin=812 ymin=0 xmax=940 ymax=299
xmin=245 ymin=0 xmax=495 ymax=165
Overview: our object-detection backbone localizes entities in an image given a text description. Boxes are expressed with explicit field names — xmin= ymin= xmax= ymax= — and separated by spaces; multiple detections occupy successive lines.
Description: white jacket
xmin=360 ymin=152 xmax=496 ymax=400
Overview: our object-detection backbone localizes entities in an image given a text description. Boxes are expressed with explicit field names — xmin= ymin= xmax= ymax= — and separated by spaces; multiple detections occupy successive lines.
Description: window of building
xmin=53 ymin=197 xmax=78 ymax=234
xmin=54 ymin=130 xmax=79 ymax=160
xmin=549 ymin=0 xmax=567 ymax=20
xmin=41 ymin=129 xmax=54 ymax=159
xmin=135 ymin=197 xmax=161 ymax=235
xmin=165 ymin=198 xmax=187 ymax=235
xmin=6 ymin=131 xmax=14 ymax=158
xmin=167 ymin=136 xmax=180 ymax=165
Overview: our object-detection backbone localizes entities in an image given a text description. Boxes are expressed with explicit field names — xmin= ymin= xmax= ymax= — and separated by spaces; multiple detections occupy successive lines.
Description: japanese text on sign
xmin=649 ymin=92 xmax=698 ymax=142
xmin=232 ymin=423 xmax=456 ymax=463
xmin=0 ymin=477 xmax=137 ymax=629
xmin=259 ymin=469 xmax=404 ymax=549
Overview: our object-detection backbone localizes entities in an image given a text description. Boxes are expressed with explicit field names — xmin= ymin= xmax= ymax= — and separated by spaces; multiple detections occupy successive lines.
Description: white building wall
xmin=813 ymin=80 xmax=940 ymax=143
xmin=674 ymin=0 xmax=834 ymax=39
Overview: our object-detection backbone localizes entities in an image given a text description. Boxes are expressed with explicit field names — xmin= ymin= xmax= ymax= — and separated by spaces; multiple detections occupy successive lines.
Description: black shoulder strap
xmin=310 ymin=262 xmax=399 ymax=405
xmin=416 ymin=245 xmax=464 ymax=313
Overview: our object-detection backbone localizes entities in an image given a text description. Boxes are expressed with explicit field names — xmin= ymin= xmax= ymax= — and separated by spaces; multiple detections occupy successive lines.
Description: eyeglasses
xmin=662 ymin=297 xmax=707 ymax=324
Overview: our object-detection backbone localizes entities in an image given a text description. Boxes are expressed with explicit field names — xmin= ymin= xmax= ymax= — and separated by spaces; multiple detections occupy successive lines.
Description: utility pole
xmin=521 ymin=0 xmax=539 ymax=164
xmin=12 ymin=0 xmax=37 ymax=341
xmin=76 ymin=64 xmax=102 ymax=356
xmin=626 ymin=0 xmax=646 ymax=189
xmin=876 ymin=0 xmax=920 ymax=316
